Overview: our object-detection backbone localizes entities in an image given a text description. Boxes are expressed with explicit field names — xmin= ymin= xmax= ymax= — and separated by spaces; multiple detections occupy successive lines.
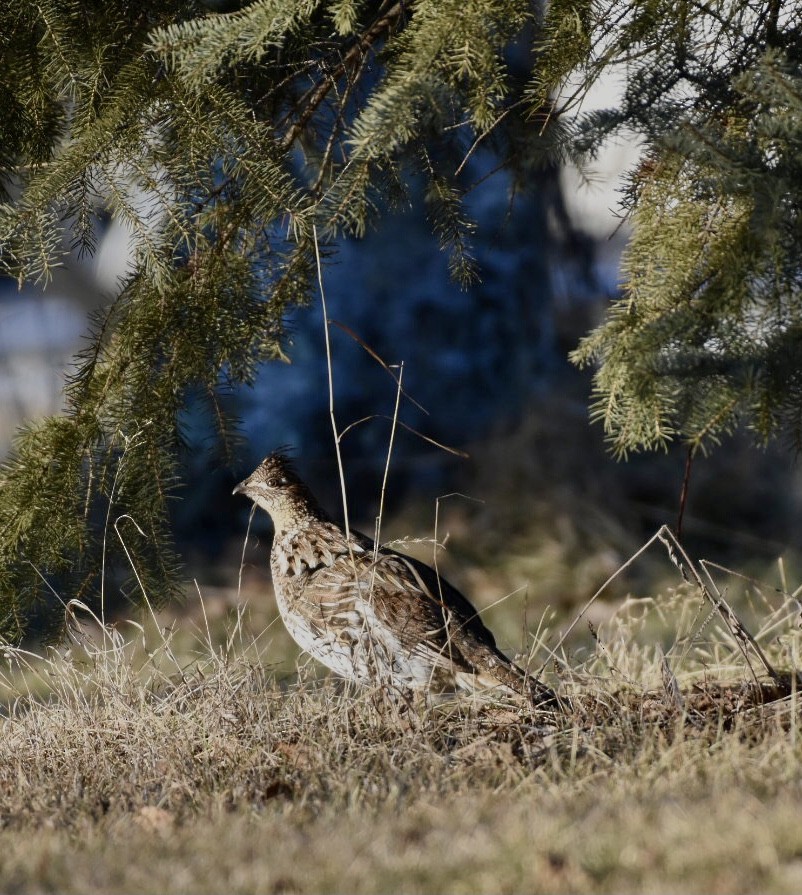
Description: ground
xmin=0 ymin=552 xmax=800 ymax=895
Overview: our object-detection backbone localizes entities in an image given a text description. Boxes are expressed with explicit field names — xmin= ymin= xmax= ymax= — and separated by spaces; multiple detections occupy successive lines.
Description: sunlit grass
xmin=0 ymin=549 xmax=799 ymax=892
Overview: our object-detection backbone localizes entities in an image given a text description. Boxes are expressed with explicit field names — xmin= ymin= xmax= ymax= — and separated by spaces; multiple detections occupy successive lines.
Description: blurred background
xmin=3 ymin=83 xmax=802 ymax=661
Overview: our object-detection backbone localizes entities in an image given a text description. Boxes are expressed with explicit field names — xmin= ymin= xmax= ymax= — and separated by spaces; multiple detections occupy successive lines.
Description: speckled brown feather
xmin=234 ymin=452 xmax=557 ymax=707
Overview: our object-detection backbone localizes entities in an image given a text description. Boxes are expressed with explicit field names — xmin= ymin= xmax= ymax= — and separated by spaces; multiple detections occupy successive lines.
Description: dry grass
xmin=0 ymin=556 xmax=800 ymax=893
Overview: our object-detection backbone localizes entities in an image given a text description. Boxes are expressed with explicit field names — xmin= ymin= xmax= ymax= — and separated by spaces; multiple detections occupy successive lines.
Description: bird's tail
xmin=455 ymin=662 xmax=566 ymax=712
xmin=522 ymin=672 xmax=565 ymax=711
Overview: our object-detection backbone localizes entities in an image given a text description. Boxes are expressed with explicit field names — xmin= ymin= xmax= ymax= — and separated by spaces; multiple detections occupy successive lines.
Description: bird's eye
xmin=266 ymin=476 xmax=278 ymax=487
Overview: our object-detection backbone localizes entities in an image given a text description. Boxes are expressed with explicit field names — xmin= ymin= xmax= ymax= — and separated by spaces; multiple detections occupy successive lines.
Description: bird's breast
xmin=272 ymin=527 xmax=362 ymax=579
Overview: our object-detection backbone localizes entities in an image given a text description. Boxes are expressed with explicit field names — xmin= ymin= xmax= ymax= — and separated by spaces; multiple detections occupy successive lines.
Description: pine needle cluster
xmin=535 ymin=0 xmax=802 ymax=456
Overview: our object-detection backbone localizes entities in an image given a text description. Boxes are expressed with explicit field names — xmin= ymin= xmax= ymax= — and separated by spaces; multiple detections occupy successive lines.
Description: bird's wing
xmin=297 ymin=542 xmax=474 ymax=673
xmin=344 ymin=529 xmax=498 ymax=648
xmin=353 ymin=543 xmax=513 ymax=674
xmin=376 ymin=550 xmax=560 ymax=705
xmin=384 ymin=550 xmax=500 ymax=648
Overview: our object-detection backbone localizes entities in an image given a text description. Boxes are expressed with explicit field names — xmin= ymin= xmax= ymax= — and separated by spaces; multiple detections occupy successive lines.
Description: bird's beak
xmin=232 ymin=478 xmax=249 ymax=496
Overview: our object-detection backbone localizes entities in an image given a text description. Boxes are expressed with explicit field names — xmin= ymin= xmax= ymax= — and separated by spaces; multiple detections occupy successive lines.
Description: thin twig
xmin=676 ymin=446 xmax=695 ymax=541
xmin=540 ymin=528 xmax=669 ymax=677
xmin=280 ymin=2 xmax=407 ymax=150
xmin=656 ymin=525 xmax=781 ymax=684
xmin=339 ymin=414 xmax=469 ymax=457
xmin=236 ymin=503 xmax=257 ymax=605
xmin=373 ymin=363 xmax=404 ymax=563
xmin=313 ymin=223 xmax=352 ymax=541
xmin=430 ymin=493 xmax=485 ymax=667
xmin=113 ymin=514 xmax=183 ymax=675
xmin=328 ymin=319 xmax=428 ymax=415
xmin=100 ymin=427 xmax=147 ymax=627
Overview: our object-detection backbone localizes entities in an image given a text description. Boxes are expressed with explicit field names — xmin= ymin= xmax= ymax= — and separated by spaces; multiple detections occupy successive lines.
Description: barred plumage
xmin=234 ymin=452 xmax=557 ymax=708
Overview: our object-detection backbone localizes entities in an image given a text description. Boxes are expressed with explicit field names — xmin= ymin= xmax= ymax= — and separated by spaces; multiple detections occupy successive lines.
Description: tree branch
xmin=279 ymin=1 xmax=409 ymax=150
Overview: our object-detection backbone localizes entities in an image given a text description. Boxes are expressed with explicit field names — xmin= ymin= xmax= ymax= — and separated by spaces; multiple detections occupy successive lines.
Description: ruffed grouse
xmin=234 ymin=452 xmax=557 ymax=708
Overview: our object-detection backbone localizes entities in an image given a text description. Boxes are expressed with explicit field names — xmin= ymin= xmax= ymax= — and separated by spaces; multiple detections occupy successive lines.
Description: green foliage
xmin=0 ymin=0 xmax=548 ymax=639
xmin=543 ymin=0 xmax=802 ymax=455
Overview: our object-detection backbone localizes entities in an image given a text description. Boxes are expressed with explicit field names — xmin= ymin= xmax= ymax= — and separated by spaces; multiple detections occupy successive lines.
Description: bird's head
xmin=233 ymin=452 xmax=324 ymax=531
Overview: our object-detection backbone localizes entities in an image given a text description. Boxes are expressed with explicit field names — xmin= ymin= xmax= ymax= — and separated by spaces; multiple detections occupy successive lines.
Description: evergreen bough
xmin=535 ymin=0 xmax=802 ymax=455
xmin=0 ymin=0 xmax=552 ymax=639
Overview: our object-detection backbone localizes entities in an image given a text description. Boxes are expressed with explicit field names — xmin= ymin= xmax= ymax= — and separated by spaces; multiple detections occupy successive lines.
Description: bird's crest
xmin=253 ymin=450 xmax=300 ymax=487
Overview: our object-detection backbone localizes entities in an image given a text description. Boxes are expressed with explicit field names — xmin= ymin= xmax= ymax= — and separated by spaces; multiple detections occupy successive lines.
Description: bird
xmin=233 ymin=452 xmax=559 ymax=709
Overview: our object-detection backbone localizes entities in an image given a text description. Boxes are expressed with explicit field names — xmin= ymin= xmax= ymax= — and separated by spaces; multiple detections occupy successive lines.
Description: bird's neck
xmin=270 ymin=495 xmax=331 ymax=537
